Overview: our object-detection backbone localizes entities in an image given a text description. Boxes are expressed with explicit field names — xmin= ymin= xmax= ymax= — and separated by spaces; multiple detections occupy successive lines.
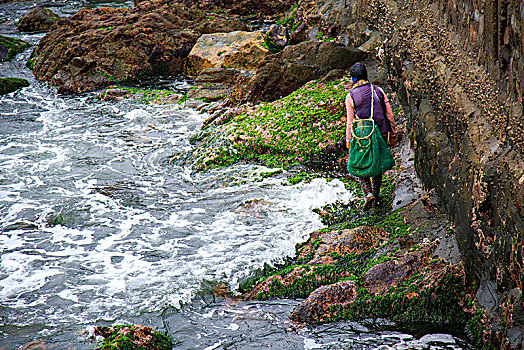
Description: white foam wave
xmin=1 ymin=87 xmax=355 ymax=334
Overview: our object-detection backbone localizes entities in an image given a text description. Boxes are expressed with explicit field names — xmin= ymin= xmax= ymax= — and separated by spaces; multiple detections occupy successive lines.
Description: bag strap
xmin=351 ymin=118 xmax=375 ymax=141
xmin=350 ymin=85 xmax=377 ymax=148
xmin=370 ymin=84 xmax=374 ymax=120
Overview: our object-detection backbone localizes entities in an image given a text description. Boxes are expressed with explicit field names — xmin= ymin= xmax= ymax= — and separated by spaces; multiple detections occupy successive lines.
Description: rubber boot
xmin=371 ymin=174 xmax=382 ymax=207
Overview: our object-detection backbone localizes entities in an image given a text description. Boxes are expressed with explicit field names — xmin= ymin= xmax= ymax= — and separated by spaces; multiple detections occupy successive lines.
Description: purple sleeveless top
xmin=349 ymin=84 xmax=391 ymax=134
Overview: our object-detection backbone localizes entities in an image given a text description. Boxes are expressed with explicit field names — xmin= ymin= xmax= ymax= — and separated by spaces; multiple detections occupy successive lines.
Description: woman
xmin=345 ymin=62 xmax=396 ymax=210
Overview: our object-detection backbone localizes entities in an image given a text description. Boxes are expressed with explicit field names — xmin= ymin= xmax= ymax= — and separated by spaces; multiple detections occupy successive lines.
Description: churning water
xmin=0 ymin=1 xmax=474 ymax=349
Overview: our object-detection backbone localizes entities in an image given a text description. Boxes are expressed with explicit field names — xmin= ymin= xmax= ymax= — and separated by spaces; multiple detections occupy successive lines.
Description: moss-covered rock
xmin=175 ymin=77 xmax=352 ymax=171
xmin=0 ymin=77 xmax=30 ymax=95
xmin=0 ymin=35 xmax=30 ymax=62
xmin=16 ymin=7 xmax=60 ymax=33
xmin=242 ymin=179 xmax=473 ymax=330
xmin=339 ymin=264 xmax=469 ymax=325
xmin=290 ymin=280 xmax=357 ymax=323
xmin=94 ymin=324 xmax=172 ymax=350
xmin=97 ymin=86 xmax=181 ymax=104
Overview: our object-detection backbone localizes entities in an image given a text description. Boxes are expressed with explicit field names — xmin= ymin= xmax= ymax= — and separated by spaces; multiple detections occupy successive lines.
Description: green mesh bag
xmin=346 ymin=119 xmax=394 ymax=178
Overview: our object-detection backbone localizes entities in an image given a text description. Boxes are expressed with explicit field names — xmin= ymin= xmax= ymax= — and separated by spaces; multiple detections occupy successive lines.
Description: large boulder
xmin=27 ymin=0 xmax=200 ymax=94
xmin=0 ymin=35 xmax=29 ymax=62
xmin=186 ymin=67 xmax=251 ymax=102
xmin=186 ymin=31 xmax=269 ymax=76
xmin=281 ymin=0 xmax=368 ymax=45
xmin=244 ymin=41 xmax=368 ymax=102
xmin=16 ymin=7 xmax=59 ymax=33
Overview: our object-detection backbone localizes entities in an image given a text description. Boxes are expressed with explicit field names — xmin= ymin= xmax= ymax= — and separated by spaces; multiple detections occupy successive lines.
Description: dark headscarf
xmin=349 ymin=63 xmax=368 ymax=81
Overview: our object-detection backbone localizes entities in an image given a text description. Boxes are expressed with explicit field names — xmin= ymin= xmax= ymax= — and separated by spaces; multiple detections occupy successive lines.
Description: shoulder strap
xmin=370 ymin=84 xmax=374 ymax=119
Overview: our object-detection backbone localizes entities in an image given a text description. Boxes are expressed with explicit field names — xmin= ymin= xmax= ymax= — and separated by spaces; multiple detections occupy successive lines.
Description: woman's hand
xmin=387 ymin=132 xmax=397 ymax=147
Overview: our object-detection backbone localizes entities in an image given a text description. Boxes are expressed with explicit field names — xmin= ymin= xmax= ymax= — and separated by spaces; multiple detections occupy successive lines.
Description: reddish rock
xmin=243 ymin=266 xmax=307 ymax=300
xmin=290 ymin=280 xmax=357 ymax=323
xmin=179 ymin=0 xmax=296 ymax=19
xmin=28 ymin=0 xmax=200 ymax=94
xmin=299 ymin=226 xmax=389 ymax=263
xmin=361 ymin=244 xmax=436 ymax=295
xmin=195 ymin=18 xmax=249 ymax=34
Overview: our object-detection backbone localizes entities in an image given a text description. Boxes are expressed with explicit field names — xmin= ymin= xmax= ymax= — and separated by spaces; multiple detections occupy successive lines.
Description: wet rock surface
xmin=245 ymin=41 xmax=368 ymax=102
xmin=16 ymin=6 xmax=59 ymax=33
xmin=28 ymin=0 xmax=201 ymax=94
xmin=94 ymin=324 xmax=172 ymax=349
xmin=0 ymin=34 xmax=29 ymax=62
xmin=0 ymin=77 xmax=29 ymax=94
xmin=178 ymin=0 xmax=296 ymax=19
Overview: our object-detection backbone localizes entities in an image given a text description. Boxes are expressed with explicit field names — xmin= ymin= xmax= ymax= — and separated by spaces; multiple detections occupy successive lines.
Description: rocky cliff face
xmin=291 ymin=0 xmax=523 ymax=345
xmin=377 ymin=0 xmax=523 ymax=346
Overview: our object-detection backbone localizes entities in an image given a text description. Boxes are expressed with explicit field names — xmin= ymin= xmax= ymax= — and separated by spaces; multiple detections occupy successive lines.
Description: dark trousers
xmin=358 ymin=175 xmax=382 ymax=199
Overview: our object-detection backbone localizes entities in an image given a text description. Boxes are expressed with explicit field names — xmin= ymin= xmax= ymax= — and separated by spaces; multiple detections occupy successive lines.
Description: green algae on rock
xmin=174 ymin=78 xmax=350 ymax=171
xmin=0 ymin=35 xmax=30 ymax=62
xmin=94 ymin=324 xmax=172 ymax=350
xmin=242 ymin=183 xmax=473 ymax=332
xmin=0 ymin=77 xmax=30 ymax=95
xmin=97 ymin=86 xmax=181 ymax=104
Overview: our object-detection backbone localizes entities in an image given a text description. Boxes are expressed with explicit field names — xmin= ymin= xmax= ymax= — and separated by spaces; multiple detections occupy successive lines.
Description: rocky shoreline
xmin=4 ymin=0 xmax=522 ymax=348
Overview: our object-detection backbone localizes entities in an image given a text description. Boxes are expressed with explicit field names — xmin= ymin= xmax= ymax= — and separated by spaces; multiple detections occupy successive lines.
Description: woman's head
xmin=350 ymin=63 xmax=368 ymax=82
